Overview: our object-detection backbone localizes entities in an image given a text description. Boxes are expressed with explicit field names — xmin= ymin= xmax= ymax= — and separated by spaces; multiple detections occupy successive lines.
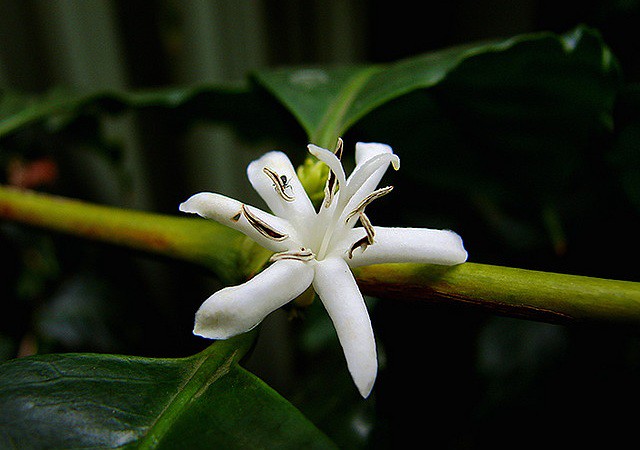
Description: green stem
xmin=2 ymin=186 xmax=639 ymax=324
xmin=0 ymin=186 xmax=270 ymax=284
xmin=354 ymin=263 xmax=640 ymax=324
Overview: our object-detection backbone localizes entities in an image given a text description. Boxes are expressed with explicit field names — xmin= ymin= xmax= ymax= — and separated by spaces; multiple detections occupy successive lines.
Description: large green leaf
xmin=1 ymin=26 xmax=618 ymax=155
xmin=0 ymin=333 xmax=336 ymax=449
xmin=254 ymin=25 xmax=619 ymax=149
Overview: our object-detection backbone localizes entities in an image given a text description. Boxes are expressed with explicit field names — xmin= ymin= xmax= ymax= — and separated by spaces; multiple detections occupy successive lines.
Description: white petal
xmin=307 ymin=144 xmax=347 ymax=189
xmin=355 ymin=142 xmax=393 ymax=166
xmin=342 ymin=152 xmax=400 ymax=216
xmin=194 ymin=259 xmax=314 ymax=339
xmin=343 ymin=226 xmax=468 ymax=267
xmin=247 ymin=151 xmax=316 ymax=225
xmin=313 ymin=257 xmax=377 ymax=398
xmin=179 ymin=192 xmax=298 ymax=252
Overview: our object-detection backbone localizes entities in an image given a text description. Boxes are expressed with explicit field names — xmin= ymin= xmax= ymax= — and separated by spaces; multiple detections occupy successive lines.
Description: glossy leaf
xmin=254 ymin=25 xmax=619 ymax=149
xmin=0 ymin=333 xmax=336 ymax=449
xmin=2 ymin=26 xmax=617 ymax=152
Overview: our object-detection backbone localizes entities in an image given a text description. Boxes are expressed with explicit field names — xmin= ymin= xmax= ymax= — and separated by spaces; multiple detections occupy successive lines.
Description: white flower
xmin=179 ymin=140 xmax=467 ymax=398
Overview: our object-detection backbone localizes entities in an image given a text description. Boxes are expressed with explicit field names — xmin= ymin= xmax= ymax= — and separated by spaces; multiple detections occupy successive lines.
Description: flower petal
xmin=313 ymin=257 xmax=377 ymax=398
xmin=340 ymin=226 xmax=468 ymax=267
xmin=179 ymin=192 xmax=298 ymax=252
xmin=194 ymin=259 xmax=314 ymax=339
xmin=355 ymin=142 xmax=393 ymax=166
xmin=247 ymin=151 xmax=316 ymax=225
xmin=307 ymin=144 xmax=347 ymax=189
xmin=341 ymin=148 xmax=400 ymax=217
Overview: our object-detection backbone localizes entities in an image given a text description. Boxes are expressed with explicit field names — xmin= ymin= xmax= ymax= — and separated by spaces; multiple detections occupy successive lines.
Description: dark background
xmin=1 ymin=1 xmax=639 ymax=448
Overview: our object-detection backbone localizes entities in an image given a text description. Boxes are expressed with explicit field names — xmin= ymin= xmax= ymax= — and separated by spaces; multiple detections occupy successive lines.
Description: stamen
xmin=348 ymin=236 xmax=370 ymax=259
xmin=241 ymin=204 xmax=289 ymax=241
xmin=348 ymin=213 xmax=375 ymax=259
xmin=270 ymin=247 xmax=316 ymax=262
xmin=345 ymin=185 xmax=394 ymax=222
xmin=321 ymin=138 xmax=345 ymax=208
xmin=359 ymin=212 xmax=375 ymax=244
xmin=323 ymin=171 xmax=337 ymax=208
xmin=334 ymin=137 xmax=344 ymax=160
xmin=263 ymin=167 xmax=295 ymax=202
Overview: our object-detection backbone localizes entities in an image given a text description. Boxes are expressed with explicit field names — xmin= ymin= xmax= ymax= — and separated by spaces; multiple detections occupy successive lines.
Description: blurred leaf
xmin=610 ymin=83 xmax=640 ymax=213
xmin=476 ymin=316 xmax=567 ymax=405
xmin=34 ymin=272 xmax=123 ymax=353
xmin=292 ymin=299 xmax=378 ymax=449
xmin=346 ymin=25 xmax=621 ymax=259
xmin=0 ymin=332 xmax=336 ymax=449
xmin=254 ymin=25 xmax=619 ymax=151
xmin=14 ymin=233 xmax=60 ymax=300
xmin=0 ymin=335 xmax=13 ymax=362
xmin=412 ymin=26 xmax=619 ymax=198
xmin=0 ymin=90 xmax=35 ymax=122
xmin=0 ymin=26 xmax=619 ymax=165
xmin=0 ymin=83 xmax=293 ymax=144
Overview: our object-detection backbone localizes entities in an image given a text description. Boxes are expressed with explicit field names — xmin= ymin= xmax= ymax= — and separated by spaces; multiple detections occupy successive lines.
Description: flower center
xmin=243 ymin=140 xmax=396 ymax=264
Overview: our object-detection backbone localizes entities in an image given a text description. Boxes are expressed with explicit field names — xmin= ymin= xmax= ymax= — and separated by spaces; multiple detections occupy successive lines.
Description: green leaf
xmin=0 ymin=83 xmax=291 ymax=143
xmin=1 ymin=26 xmax=617 ymax=155
xmin=253 ymin=66 xmax=380 ymax=147
xmin=253 ymin=25 xmax=619 ymax=149
xmin=402 ymin=25 xmax=619 ymax=198
xmin=269 ymin=25 xmax=618 ymax=256
xmin=0 ymin=332 xmax=336 ymax=449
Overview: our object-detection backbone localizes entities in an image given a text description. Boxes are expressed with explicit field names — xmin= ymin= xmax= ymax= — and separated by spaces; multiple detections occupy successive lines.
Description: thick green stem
xmin=0 ymin=186 xmax=269 ymax=284
xmin=2 ymin=186 xmax=639 ymax=325
xmin=354 ymin=263 xmax=640 ymax=324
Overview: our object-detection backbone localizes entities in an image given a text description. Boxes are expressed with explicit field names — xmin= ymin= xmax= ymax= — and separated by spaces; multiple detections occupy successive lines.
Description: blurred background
xmin=1 ymin=1 xmax=639 ymax=448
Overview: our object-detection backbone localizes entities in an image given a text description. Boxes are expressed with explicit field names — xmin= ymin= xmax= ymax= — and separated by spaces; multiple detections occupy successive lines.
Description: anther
xmin=321 ymin=138 xmax=345 ymax=208
xmin=263 ymin=167 xmax=295 ymax=202
xmin=241 ymin=204 xmax=288 ymax=241
xmin=345 ymin=186 xmax=393 ymax=222
xmin=270 ymin=248 xmax=316 ymax=262
xmin=348 ymin=212 xmax=375 ymax=259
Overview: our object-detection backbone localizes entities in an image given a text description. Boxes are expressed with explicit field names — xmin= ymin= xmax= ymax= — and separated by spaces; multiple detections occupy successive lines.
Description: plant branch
xmin=0 ymin=186 xmax=270 ymax=284
xmin=354 ymin=263 xmax=640 ymax=324
xmin=2 ymin=186 xmax=639 ymax=324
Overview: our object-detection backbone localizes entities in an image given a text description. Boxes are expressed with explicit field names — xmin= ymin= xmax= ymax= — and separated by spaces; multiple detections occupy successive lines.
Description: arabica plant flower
xmin=179 ymin=139 xmax=467 ymax=397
